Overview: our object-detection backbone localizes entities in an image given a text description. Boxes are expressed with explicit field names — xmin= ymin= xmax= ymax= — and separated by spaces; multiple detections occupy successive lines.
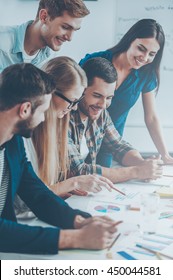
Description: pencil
xmin=106 ymin=233 xmax=121 ymax=260
xmin=160 ymin=163 xmax=173 ymax=166
xmin=107 ymin=233 xmax=121 ymax=251
xmin=136 ymin=244 xmax=173 ymax=260
xmin=163 ymin=175 xmax=173 ymax=178
xmin=159 ymin=213 xmax=173 ymax=219
xmin=155 ymin=252 xmax=162 ymax=260
xmin=110 ymin=185 xmax=126 ymax=196
xmin=128 ymin=206 xmax=140 ymax=211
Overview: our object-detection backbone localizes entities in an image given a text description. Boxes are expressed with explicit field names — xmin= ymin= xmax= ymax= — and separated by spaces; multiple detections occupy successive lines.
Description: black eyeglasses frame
xmin=54 ymin=90 xmax=85 ymax=109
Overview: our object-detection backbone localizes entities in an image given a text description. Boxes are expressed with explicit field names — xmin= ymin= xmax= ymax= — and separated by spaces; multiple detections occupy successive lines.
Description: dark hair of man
xmin=108 ymin=19 xmax=165 ymax=91
xmin=36 ymin=0 xmax=90 ymax=20
xmin=0 ymin=63 xmax=55 ymax=112
xmin=82 ymin=57 xmax=118 ymax=86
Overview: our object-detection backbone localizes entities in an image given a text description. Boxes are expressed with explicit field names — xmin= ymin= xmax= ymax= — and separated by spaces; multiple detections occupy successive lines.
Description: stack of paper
xmin=155 ymin=186 xmax=173 ymax=198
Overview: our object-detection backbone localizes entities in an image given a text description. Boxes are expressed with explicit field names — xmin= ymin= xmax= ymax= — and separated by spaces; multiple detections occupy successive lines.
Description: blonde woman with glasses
xmin=32 ymin=56 xmax=114 ymax=196
xmin=15 ymin=57 xmax=114 ymax=216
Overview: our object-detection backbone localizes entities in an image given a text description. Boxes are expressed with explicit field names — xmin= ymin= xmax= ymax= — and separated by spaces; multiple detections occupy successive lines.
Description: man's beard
xmin=79 ymin=101 xmax=101 ymax=121
xmin=15 ymin=118 xmax=35 ymax=138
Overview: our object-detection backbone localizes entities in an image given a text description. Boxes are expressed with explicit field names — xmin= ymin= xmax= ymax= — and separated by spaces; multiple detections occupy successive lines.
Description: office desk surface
xmin=1 ymin=169 xmax=173 ymax=260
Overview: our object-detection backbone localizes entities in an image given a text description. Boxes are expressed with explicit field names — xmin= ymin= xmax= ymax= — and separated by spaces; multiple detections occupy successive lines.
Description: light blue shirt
xmin=0 ymin=21 xmax=55 ymax=72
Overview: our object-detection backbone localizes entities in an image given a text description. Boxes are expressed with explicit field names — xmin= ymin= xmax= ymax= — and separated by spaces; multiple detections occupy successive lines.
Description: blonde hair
xmin=32 ymin=56 xmax=87 ymax=185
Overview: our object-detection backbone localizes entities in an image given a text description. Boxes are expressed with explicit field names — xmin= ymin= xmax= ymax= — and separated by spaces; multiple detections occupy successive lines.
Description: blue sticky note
xmin=117 ymin=251 xmax=137 ymax=260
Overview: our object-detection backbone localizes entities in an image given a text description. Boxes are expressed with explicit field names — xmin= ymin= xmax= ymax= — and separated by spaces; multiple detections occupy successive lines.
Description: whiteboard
xmin=115 ymin=0 xmax=173 ymax=127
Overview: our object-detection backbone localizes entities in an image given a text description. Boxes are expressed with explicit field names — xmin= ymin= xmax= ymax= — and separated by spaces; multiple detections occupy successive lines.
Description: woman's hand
xmin=73 ymin=174 xmax=114 ymax=193
xmin=50 ymin=174 xmax=114 ymax=196
xmin=162 ymin=153 xmax=173 ymax=164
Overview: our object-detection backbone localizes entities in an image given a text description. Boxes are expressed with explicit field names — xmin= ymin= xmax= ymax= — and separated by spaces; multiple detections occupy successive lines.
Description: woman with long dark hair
xmin=80 ymin=19 xmax=173 ymax=167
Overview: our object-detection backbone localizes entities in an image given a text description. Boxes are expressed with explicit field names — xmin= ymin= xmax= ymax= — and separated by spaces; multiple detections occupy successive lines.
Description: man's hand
xmin=75 ymin=217 xmax=122 ymax=249
xmin=136 ymin=158 xmax=163 ymax=180
xmin=74 ymin=215 xmax=120 ymax=229
xmin=59 ymin=216 xmax=122 ymax=250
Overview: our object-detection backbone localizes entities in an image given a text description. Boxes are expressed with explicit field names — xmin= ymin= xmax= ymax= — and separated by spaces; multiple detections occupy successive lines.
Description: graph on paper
xmin=114 ymin=191 xmax=140 ymax=201
xmin=92 ymin=187 xmax=140 ymax=205
xmin=94 ymin=204 xmax=120 ymax=213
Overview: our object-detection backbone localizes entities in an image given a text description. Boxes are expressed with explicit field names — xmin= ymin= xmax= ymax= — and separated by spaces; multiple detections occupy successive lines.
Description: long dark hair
xmin=108 ymin=19 xmax=165 ymax=91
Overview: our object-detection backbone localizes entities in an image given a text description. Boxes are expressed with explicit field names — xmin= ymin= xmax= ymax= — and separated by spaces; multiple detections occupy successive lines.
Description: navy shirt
xmin=0 ymin=135 xmax=91 ymax=254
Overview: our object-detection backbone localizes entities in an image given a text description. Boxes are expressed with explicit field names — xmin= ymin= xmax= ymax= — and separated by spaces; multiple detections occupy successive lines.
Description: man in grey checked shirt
xmin=68 ymin=57 xmax=163 ymax=184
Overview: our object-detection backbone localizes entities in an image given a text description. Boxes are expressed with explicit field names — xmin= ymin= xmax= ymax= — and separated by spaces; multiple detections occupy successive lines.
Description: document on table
xmin=161 ymin=242 xmax=173 ymax=259
xmin=110 ymin=231 xmax=173 ymax=260
xmin=155 ymin=186 xmax=173 ymax=198
xmin=89 ymin=183 xmax=158 ymax=205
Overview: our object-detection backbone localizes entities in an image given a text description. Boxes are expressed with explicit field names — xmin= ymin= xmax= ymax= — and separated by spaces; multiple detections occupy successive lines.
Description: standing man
xmin=0 ymin=0 xmax=90 ymax=72
xmin=68 ymin=57 xmax=163 ymax=183
xmin=0 ymin=63 xmax=120 ymax=254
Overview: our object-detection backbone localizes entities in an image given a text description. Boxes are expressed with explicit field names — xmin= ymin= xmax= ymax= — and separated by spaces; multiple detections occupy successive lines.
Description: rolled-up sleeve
xmin=101 ymin=112 xmax=136 ymax=164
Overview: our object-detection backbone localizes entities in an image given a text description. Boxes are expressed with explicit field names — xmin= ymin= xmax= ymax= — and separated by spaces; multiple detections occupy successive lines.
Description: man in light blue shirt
xmin=0 ymin=0 xmax=89 ymax=72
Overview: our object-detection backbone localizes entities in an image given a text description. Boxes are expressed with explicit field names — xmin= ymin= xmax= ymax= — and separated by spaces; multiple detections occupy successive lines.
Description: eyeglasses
xmin=54 ymin=90 xmax=85 ymax=109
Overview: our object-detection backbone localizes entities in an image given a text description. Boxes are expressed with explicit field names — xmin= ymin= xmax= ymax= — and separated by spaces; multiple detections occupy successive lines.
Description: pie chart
xmin=94 ymin=205 xmax=120 ymax=213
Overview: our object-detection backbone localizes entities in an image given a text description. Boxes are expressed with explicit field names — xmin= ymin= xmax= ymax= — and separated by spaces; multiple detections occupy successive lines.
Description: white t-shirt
xmin=23 ymin=50 xmax=40 ymax=63
xmin=80 ymin=119 xmax=89 ymax=160
xmin=23 ymin=138 xmax=38 ymax=174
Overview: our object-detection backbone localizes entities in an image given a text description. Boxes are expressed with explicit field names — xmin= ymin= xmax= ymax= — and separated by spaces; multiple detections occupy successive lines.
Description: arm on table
xmin=59 ymin=216 xmax=122 ymax=250
xmin=142 ymin=92 xmax=173 ymax=164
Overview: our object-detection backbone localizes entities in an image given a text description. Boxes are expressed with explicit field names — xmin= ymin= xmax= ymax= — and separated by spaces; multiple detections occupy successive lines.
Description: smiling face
xmin=78 ymin=77 xmax=116 ymax=121
xmin=52 ymin=79 xmax=85 ymax=118
xmin=126 ymin=38 xmax=160 ymax=69
xmin=39 ymin=11 xmax=82 ymax=51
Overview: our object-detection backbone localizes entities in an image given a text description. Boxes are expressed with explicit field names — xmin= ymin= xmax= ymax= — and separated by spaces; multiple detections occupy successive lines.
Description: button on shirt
xmin=68 ymin=109 xmax=135 ymax=177
xmin=0 ymin=21 xmax=56 ymax=72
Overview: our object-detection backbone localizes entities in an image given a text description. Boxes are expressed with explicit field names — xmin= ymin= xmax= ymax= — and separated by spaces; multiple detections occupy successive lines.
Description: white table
xmin=1 ymin=167 xmax=173 ymax=260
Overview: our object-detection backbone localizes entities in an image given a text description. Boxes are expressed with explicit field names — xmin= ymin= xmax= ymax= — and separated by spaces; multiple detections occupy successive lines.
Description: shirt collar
xmin=71 ymin=110 xmax=84 ymax=127
xmin=132 ymin=68 xmax=139 ymax=78
xmin=71 ymin=109 xmax=97 ymax=128
xmin=12 ymin=21 xmax=33 ymax=53
xmin=0 ymin=143 xmax=6 ymax=151
xmin=12 ymin=20 xmax=51 ymax=59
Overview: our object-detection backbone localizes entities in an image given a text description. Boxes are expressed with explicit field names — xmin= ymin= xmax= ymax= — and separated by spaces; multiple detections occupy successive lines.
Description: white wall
xmin=0 ymin=0 xmax=38 ymax=25
xmin=0 ymin=0 xmax=172 ymax=153
xmin=59 ymin=0 xmax=117 ymax=61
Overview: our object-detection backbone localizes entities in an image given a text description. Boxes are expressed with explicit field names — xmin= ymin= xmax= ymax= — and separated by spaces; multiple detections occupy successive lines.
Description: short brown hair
xmin=36 ymin=0 xmax=90 ymax=20
xmin=82 ymin=57 xmax=117 ymax=86
xmin=0 ymin=63 xmax=55 ymax=111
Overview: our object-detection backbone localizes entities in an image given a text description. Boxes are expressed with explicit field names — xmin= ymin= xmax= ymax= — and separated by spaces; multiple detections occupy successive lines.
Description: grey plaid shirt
xmin=68 ymin=109 xmax=135 ymax=177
